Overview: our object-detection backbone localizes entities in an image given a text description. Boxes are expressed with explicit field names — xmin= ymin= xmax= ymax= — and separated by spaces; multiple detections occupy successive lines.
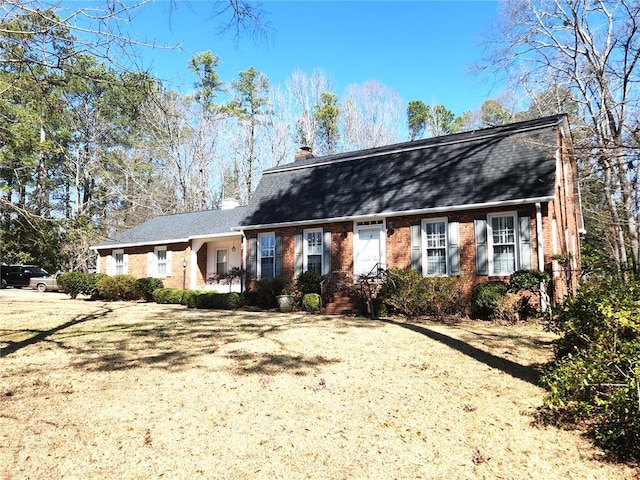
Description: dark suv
xmin=1 ymin=264 xmax=50 ymax=289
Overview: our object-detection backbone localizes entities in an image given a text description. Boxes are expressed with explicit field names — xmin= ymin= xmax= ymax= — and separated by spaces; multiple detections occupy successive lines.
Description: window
xmin=304 ymin=229 xmax=323 ymax=275
xmin=354 ymin=220 xmax=385 ymax=276
xmin=156 ymin=247 xmax=167 ymax=276
xmin=258 ymin=233 xmax=275 ymax=279
xmin=114 ymin=250 xmax=125 ymax=274
xmin=423 ymin=219 xmax=447 ymax=275
xmin=216 ymin=249 xmax=228 ymax=276
xmin=489 ymin=214 xmax=517 ymax=274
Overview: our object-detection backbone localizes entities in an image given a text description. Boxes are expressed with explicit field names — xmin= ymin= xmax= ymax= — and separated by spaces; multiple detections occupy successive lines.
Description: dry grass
xmin=1 ymin=289 xmax=638 ymax=480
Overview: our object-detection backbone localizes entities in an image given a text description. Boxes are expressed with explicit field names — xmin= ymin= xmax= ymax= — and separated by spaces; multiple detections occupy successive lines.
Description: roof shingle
xmin=239 ymin=115 xmax=565 ymax=228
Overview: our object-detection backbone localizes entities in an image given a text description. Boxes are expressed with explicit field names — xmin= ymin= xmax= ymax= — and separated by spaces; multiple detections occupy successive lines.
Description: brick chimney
xmin=295 ymin=146 xmax=314 ymax=163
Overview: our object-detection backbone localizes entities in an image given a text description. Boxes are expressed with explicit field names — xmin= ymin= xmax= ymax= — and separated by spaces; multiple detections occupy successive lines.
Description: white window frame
xmin=216 ymin=248 xmax=229 ymax=276
xmin=422 ymin=218 xmax=448 ymax=276
xmin=487 ymin=212 xmax=519 ymax=275
xmin=303 ymin=228 xmax=323 ymax=275
xmin=113 ymin=249 xmax=126 ymax=275
xmin=154 ymin=246 xmax=168 ymax=277
xmin=353 ymin=219 xmax=386 ymax=277
xmin=257 ymin=233 xmax=275 ymax=279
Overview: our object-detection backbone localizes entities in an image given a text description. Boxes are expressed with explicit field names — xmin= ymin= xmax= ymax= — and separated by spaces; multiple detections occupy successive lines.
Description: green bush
xmin=254 ymin=277 xmax=290 ymax=308
xmin=296 ymin=271 xmax=322 ymax=296
xmin=82 ymin=273 xmax=107 ymax=299
xmin=57 ymin=272 xmax=86 ymax=299
xmin=135 ymin=277 xmax=164 ymax=302
xmin=182 ymin=289 xmax=208 ymax=308
xmin=470 ymin=280 xmax=509 ymax=319
xmin=96 ymin=274 xmax=141 ymax=301
xmin=194 ymin=292 xmax=243 ymax=310
xmin=509 ymin=269 xmax=550 ymax=292
xmin=153 ymin=288 xmax=185 ymax=304
xmin=302 ymin=293 xmax=322 ymax=312
xmin=541 ymin=278 xmax=640 ymax=461
xmin=377 ymin=269 xmax=466 ymax=318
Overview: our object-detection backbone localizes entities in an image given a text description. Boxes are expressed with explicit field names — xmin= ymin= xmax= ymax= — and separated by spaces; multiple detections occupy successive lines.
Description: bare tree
xmin=342 ymin=80 xmax=404 ymax=151
xmin=0 ymin=1 xmax=270 ymax=81
xmin=285 ymin=68 xmax=334 ymax=151
xmin=482 ymin=0 xmax=640 ymax=276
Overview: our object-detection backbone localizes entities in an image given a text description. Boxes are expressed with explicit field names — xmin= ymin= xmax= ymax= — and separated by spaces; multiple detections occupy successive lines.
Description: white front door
xmin=355 ymin=227 xmax=382 ymax=275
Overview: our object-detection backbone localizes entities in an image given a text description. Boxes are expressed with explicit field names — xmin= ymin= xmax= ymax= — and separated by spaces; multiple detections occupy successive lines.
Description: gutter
xmin=233 ymin=196 xmax=555 ymax=232
xmin=90 ymin=230 xmax=242 ymax=251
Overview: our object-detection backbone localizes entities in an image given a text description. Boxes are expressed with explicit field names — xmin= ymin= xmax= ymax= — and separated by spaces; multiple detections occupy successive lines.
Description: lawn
xmin=1 ymin=289 xmax=637 ymax=479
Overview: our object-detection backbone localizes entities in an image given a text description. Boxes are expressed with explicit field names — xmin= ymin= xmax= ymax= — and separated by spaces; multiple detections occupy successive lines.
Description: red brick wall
xmin=96 ymin=242 xmax=191 ymax=290
xmin=244 ymin=206 xmax=544 ymax=298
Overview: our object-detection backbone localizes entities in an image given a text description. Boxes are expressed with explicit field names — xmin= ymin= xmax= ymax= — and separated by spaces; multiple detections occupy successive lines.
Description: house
xmin=91 ymin=202 xmax=247 ymax=292
xmin=236 ymin=114 xmax=584 ymax=310
xmin=90 ymin=115 xmax=583 ymax=312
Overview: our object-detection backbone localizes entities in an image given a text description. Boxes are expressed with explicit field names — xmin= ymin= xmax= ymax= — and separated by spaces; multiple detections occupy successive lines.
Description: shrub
xmin=296 ymin=271 xmax=322 ymax=296
xmin=254 ymin=277 xmax=290 ymax=308
xmin=194 ymin=292 xmax=243 ymax=310
xmin=493 ymin=292 xmax=523 ymax=323
xmin=421 ymin=276 xmax=467 ymax=317
xmin=470 ymin=280 xmax=508 ymax=319
xmin=153 ymin=288 xmax=185 ymax=304
xmin=82 ymin=273 xmax=107 ymax=299
xmin=182 ymin=289 xmax=208 ymax=308
xmin=302 ymin=293 xmax=322 ymax=312
xmin=135 ymin=277 xmax=164 ymax=302
xmin=57 ymin=272 xmax=86 ymax=299
xmin=378 ymin=268 xmax=427 ymax=317
xmin=377 ymin=269 xmax=467 ymax=318
xmin=541 ymin=278 xmax=640 ymax=461
xmin=96 ymin=274 xmax=140 ymax=301
xmin=509 ymin=269 xmax=550 ymax=292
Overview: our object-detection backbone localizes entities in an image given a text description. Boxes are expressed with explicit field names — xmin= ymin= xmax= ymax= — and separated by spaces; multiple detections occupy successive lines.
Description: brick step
xmin=322 ymin=294 xmax=364 ymax=315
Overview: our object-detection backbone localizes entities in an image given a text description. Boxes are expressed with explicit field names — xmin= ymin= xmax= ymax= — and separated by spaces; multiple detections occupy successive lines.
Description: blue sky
xmin=126 ymin=1 xmax=503 ymax=116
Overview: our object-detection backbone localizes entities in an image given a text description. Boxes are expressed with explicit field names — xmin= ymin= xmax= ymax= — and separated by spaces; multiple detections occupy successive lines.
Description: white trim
xmin=91 ymin=232 xmax=242 ymax=251
xmin=303 ymin=228 xmax=323 ymax=274
xmin=154 ymin=246 xmax=169 ymax=278
xmin=216 ymin=248 xmax=229 ymax=275
xmin=112 ymin=249 xmax=126 ymax=275
xmin=353 ymin=220 xmax=386 ymax=277
xmin=421 ymin=217 xmax=449 ymax=276
xmin=536 ymin=203 xmax=544 ymax=271
xmin=235 ymin=196 xmax=555 ymax=231
xmin=257 ymin=232 xmax=276 ymax=280
xmin=487 ymin=212 xmax=519 ymax=275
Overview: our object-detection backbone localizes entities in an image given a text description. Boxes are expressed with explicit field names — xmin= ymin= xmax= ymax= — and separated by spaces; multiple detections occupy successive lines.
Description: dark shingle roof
xmin=239 ymin=115 xmax=565 ymax=228
xmin=93 ymin=207 xmax=248 ymax=249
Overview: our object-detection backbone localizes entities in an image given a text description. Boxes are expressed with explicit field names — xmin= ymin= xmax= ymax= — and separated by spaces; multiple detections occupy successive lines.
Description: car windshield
xmin=30 ymin=268 xmax=49 ymax=277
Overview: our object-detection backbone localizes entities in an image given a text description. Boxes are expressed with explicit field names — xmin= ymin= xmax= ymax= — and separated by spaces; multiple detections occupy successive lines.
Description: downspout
xmin=241 ymin=231 xmax=247 ymax=292
xmin=536 ymin=202 xmax=548 ymax=311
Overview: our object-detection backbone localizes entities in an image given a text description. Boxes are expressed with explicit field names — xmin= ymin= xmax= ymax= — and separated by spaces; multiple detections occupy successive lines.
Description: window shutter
xmin=275 ymin=233 xmax=283 ymax=278
xmin=147 ymin=252 xmax=154 ymax=277
xmin=166 ymin=250 xmax=173 ymax=277
xmin=518 ymin=215 xmax=532 ymax=270
xmin=448 ymin=220 xmax=460 ymax=275
xmin=106 ymin=254 xmax=113 ymax=275
xmin=123 ymin=253 xmax=129 ymax=274
xmin=475 ymin=218 xmax=488 ymax=275
xmin=410 ymin=222 xmax=422 ymax=273
xmin=248 ymin=237 xmax=257 ymax=280
xmin=294 ymin=231 xmax=303 ymax=276
xmin=322 ymin=230 xmax=332 ymax=277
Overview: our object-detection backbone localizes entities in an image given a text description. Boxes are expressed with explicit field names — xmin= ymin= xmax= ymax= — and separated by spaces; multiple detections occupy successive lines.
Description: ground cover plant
xmin=1 ymin=289 xmax=638 ymax=479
